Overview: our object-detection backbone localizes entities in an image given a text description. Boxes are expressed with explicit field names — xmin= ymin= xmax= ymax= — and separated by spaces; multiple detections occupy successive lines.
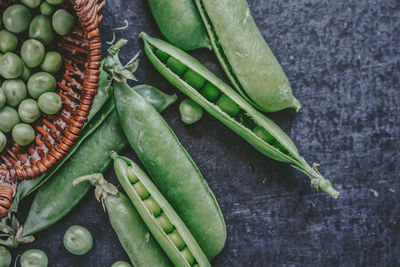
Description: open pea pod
xmin=141 ymin=33 xmax=339 ymax=198
xmin=112 ymin=153 xmax=210 ymax=267
xmin=195 ymin=0 xmax=300 ymax=112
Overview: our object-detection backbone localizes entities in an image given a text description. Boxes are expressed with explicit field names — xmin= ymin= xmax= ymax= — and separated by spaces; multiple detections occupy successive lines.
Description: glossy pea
xmin=200 ymin=82 xmax=219 ymax=101
xmin=168 ymin=230 xmax=185 ymax=250
xmin=46 ymin=0 xmax=65 ymax=4
xmin=21 ymin=63 xmax=32 ymax=82
xmin=29 ymin=15 xmax=55 ymax=46
xmin=27 ymin=72 xmax=56 ymax=99
xmin=21 ymin=0 xmax=42 ymax=9
xmin=63 ymin=225 xmax=93 ymax=255
xmin=40 ymin=2 xmax=56 ymax=16
xmin=166 ymin=57 xmax=187 ymax=76
xmin=21 ymin=39 xmax=45 ymax=68
xmin=2 ymin=79 xmax=27 ymax=107
xmin=253 ymin=125 xmax=275 ymax=143
xmin=0 ymin=106 xmax=20 ymax=133
xmin=0 ymin=132 xmax=7 ymax=153
xmin=0 ymin=88 xmax=5 ymax=109
xmin=19 ymin=99 xmax=41 ymax=123
xmin=155 ymin=49 xmax=169 ymax=62
xmin=179 ymin=98 xmax=203 ymax=124
xmin=132 ymin=182 xmax=150 ymax=200
xmin=183 ymin=69 xmax=206 ymax=89
xmin=181 ymin=247 xmax=195 ymax=265
xmin=0 ymin=30 xmax=18 ymax=53
xmin=111 ymin=261 xmax=132 ymax=267
xmin=41 ymin=52 xmax=63 ymax=74
xmin=143 ymin=197 xmax=162 ymax=217
xmin=2 ymin=5 xmax=32 ymax=33
xmin=20 ymin=249 xmax=48 ymax=267
xmin=156 ymin=213 xmax=174 ymax=233
xmin=216 ymin=94 xmax=240 ymax=117
xmin=0 ymin=52 xmax=23 ymax=79
xmin=127 ymin=166 xmax=139 ymax=183
xmin=0 ymin=246 xmax=11 ymax=267
xmin=52 ymin=9 xmax=74 ymax=36
xmin=12 ymin=123 xmax=35 ymax=146
xmin=38 ymin=92 xmax=62 ymax=114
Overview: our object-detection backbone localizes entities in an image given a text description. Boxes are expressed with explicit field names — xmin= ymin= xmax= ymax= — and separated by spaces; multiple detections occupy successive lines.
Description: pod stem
xmin=0 ymin=215 xmax=34 ymax=248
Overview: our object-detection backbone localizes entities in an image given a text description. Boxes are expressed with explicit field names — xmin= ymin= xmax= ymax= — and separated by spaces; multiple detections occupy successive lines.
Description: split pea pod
xmin=147 ymin=0 xmax=211 ymax=51
xmin=112 ymin=153 xmax=210 ymax=267
xmin=141 ymin=33 xmax=339 ymax=198
xmin=195 ymin=0 xmax=300 ymax=112
xmin=73 ymin=174 xmax=171 ymax=267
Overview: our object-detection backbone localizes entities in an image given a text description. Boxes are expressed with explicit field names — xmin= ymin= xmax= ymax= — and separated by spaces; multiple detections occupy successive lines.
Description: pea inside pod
xmin=112 ymin=153 xmax=210 ymax=267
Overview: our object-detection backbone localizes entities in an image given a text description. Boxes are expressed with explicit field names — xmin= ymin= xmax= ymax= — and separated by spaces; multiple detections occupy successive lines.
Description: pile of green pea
xmin=0 ymin=0 xmax=74 ymax=152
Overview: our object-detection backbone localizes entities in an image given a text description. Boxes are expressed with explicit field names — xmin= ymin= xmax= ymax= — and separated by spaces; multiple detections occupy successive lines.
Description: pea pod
xmin=195 ymin=0 xmax=300 ymax=112
xmin=112 ymin=153 xmax=210 ymax=267
xmin=141 ymin=33 xmax=339 ymax=198
xmin=147 ymin=0 xmax=211 ymax=51
xmin=73 ymin=174 xmax=171 ymax=267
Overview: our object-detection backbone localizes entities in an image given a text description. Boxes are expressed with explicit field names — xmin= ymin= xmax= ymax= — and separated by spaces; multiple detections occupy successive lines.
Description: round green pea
xmin=29 ymin=15 xmax=55 ymax=46
xmin=63 ymin=225 xmax=93 ymax=256
xmin=19 ymin=99 xmax=41 ymax=123
xmin=156 ymin=213 xmax=174 ymax=233
xmin=155 ymin=49 xmax=169 ymax=62
xmin=27 ymin=72 xmax=56 ymax=99
xmin=168 ymin=230 xmax=185 ymax=250
xmin=0 ymin=133 xmax=7 ymax=154
xmin=46 ymin=0 xmax=64 ymax=4
xmin=41 ymin=52 xmax=63 ymax=74
xmin=183 ymin=69 xmax=206 ymax=89
xmin=38 ymin=92 xmax=62 ymax=114
xmin=21 ymin=39 xmax=45 ymax=68
xmin=21 ymin=0 xmax=42 ymax=9
xmin=2 ymin=5 xmax=32 ymax=33
xmin=0 ymin=88 xmax=6 ymax=109
xmin=12 ymin=123 xmax=35 ymax=146
xmin=0 ymin=246 xmax=11 ymax=267
xmin=0 ymin=30 xmax=18 ymax=53
xmin=52 ymin=9 xmax=74 ymax=36
xmin=201 ymin=82 xmax=220 ymax=101
xmin=166 ymin=57 xmax=187 ymax=76
xmin=179 ymin=99 xmax=203 ymax=125
xmin=0 ymin=52 xmax=23 ymax=79
xmin=40 ymin=2 xmax=56 ymax=16
xmin=127 ymin=166 xmax=138 ymax=183
xmin=20 ymin=249 xmax=48 ymax=267
xmin=111 ymin=261 xmax=132 ymax=267
xmin=0 ymin=106 xmax=20 ymax=133
xmin=253 ymin=125 xmax=275 ymax=143
xmin=143 ymin=197 xmax=161 ymax=217
xmin=133 ymin=181 xmax=150 ymax=200
xmin=216 ymin=94 xmax=240 ymax=117
xmin=20 ymin=63 xmax=32 ymax=82
xmin=2 ymin=79 xmax=27 ymax=107
xmin=181 ymin=247 xmax=195 ymax=265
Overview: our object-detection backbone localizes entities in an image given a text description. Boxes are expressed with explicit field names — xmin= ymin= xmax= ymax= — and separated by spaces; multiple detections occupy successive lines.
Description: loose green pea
xmin=127 ymin=166 xmax=139 ymax=183
xmin=132 ymin=181 xmax=150 ymax=200
xmin=0 ymin=132 xmax=7 ymax=154
xmin=181 ymin=247 xmax=195 ymax=265
xmin=143 ymin=197 xmax=162 ymax=217
xmin=27 ymin=72 xmax=56 ymax=99
xmin=29 ymin=15 xmax=55 ymax=46
xmin=20 ymin=249 xmax=48 ymax=267
xmin=156 ymin=213 xmax=174 ymax=234
xmin=2 ymin=79 xmax=27 ymax=107
xmin=12 ymin=123 xmax=35 ymax=146
xmin=21 ymin=63 xmax=32 ymax=82
xmin=201 ymin=82 xmax=219 ymax=101
xmin=2 ymin=5 xmax=32 ymax=33
xmin=38 ymin=92 xmax=62 ymax=114
xmin=21 ymin=39 xmax=45 ymax=68
xmin=52 ymin=9 xmax=74 ymax=36
xmin=63 ymin=225 xmax=93 ymax=255
xmin=19 ymin=99 xmax=41 ymax=123
xmin=0 ymin=106 xmax=20 ymax=133
xmin=0 ymin=30 xmax=18 ymax=53
xmin=0 ymin=88 xmax=5 ymax=109
xmin=166 ymin=57 xmax=187 ymax=76
xmin=216 ymin=94 xmax=240 ymax=117
xmin=46 ymin=0 xmax=64 ymax=4
xmin=168 ymin=230 xmax=185 ymax=250
xmin=21 ymin=0 xmax=42 ymax=9
xmin=253 ymin=125 xmax=275 ymax=143
xmin=0 ymin=52 xmax=23 ymax=79
xmin=40 ymin=2 xmax=56 ymax=16
xmin=183 ymin=69 xmax=206 ymax=89
xmin=179 ymin=98 xmax=203 ymax=124
xmin=111 ymin=261 xmax=132 ymax=267
xmin=155 ymin=49 xmax=169 ymax=62
xmin=41 ymin=52 xmax=63 ymax=74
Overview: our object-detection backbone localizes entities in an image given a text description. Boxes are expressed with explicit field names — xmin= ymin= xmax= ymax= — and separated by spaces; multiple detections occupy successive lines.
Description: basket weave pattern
xmin=0 ymin=0 xmax=105 ymax=216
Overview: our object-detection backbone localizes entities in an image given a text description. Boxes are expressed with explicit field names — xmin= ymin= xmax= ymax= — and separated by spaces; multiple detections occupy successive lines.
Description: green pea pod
xmin=141 ymin=33 xmax=339 ymax=198
xmin=73 ymin=174 xmax=171 ymax=267
xmin=147 ymin=0 xmax=211 ymax=51
xmin=114 ymin=80 xmax=226 ymax=259
xmin=195 ymin=0 xmax=300 ymax=112
xmin=112 ymin=153 xmax=210 ymax=267
xmin=20 ymin=86 xmax=177 ymax=238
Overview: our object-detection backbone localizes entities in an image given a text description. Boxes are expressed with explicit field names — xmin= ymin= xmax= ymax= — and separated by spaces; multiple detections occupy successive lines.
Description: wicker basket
xmin=0 ymin=0 xmax=105 ymax=217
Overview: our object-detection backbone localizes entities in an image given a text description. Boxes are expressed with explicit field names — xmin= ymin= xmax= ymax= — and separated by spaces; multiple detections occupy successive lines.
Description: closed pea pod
xmin=141 ymin=33 xmax=339 ymax=198
xmin=112 ymin=153 xmax=210 ymax=267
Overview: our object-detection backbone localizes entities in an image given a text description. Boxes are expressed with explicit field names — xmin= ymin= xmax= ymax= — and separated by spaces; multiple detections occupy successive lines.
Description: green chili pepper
xmin=141 ymin=33 xmax=339 ymax=198
xmin=195 ymin=0 xmax=300 ymax=112
xmin=112 ymin=153 xmax=210 ymax=267
xmin=146 ymin=0 xmax=211 ymax=51
xmin=73 ymin=173 xmax=171 ymax=267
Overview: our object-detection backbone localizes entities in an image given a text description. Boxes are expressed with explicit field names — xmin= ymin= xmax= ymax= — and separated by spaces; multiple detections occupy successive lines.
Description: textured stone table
xmin=12 ymin=0 xmax=400 ymax=266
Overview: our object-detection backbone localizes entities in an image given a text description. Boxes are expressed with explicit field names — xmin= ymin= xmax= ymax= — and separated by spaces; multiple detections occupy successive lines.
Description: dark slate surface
xmin=11 ymin=0 xmax=400 ymax=266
